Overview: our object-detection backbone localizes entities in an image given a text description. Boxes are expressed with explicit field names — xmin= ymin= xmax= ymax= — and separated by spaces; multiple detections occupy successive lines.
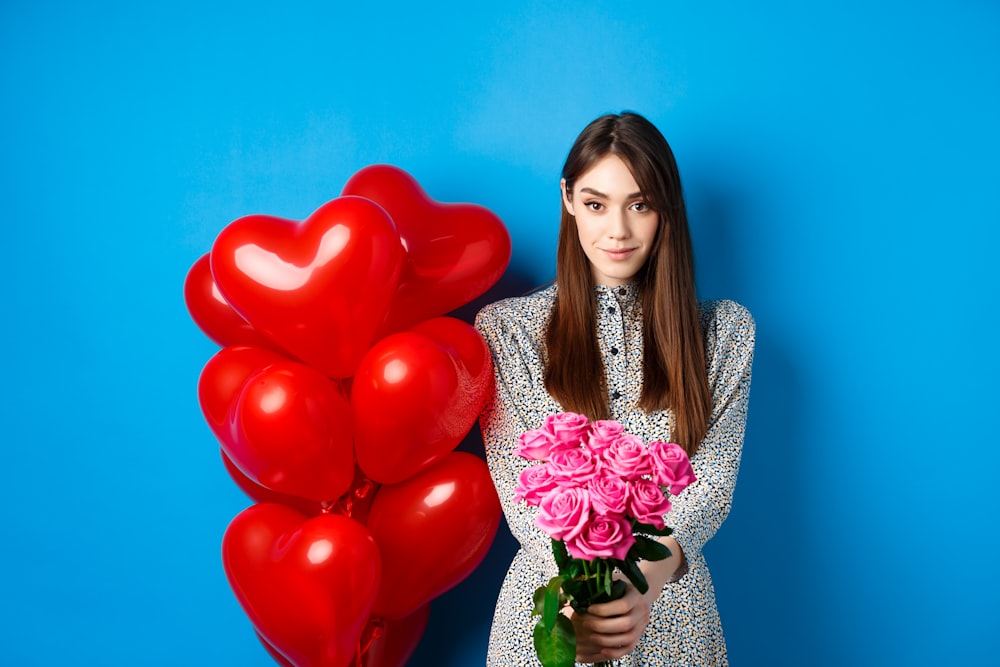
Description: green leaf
xmin=551 ymin=539 xmax=570 ymax=570
xmin=533 ymin=613 xmax=577 ymax=667
xmin=632 ymin=535 xmax=671 ymax=562
xmin=532 ymin=585 xmax=547 ymax=616
xmin=543 ymin=576 xmax=564 ymax=629
xmin=634 ymin=521 xmax=674 ymax=537
xmin=620 ymin=557 xmax=650 ymax=595
xmin=601 ymin=561 xmax=613 ymax=597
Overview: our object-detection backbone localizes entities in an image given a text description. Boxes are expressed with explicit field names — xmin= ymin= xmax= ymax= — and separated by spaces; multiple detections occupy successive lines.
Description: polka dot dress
xmin=474 ymin=282 xmax=755 ymax=667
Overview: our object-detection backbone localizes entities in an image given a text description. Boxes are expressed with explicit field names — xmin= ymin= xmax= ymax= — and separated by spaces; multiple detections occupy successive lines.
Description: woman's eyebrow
xmin=579 ymin=187 xmax=644 ymax=199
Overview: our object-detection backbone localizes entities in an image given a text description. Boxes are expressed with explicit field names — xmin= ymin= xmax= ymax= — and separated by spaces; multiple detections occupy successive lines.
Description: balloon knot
xmin=354 ymin=477 xmax=376 ymax=500
xmin=356 ymin=616 xmax=386 ymax=664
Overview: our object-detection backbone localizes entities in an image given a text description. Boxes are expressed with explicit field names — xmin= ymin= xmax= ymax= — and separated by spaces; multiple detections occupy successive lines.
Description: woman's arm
xmin=572 ymin=300 xmax=756 ymax=661
xmin=668 ymin=300 xmax=756 ymax=564
xmin=475 ymin=300 xmax=562 ymax=574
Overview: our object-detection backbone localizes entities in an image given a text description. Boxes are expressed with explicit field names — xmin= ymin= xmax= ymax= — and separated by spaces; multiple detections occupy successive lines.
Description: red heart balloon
xmin=352 ymin=317 xmax=493 ymax=485
xmin=210 ymin=196 xmax=403 ymax=379
xmin=366 ymin=452 xmax=502 ymax=619
xmin=409 ymin=316 xmax=494 ymax=383
xmin=257 ymin=631 xmax=295 ymax=667
xmin=228 ymin=361 xmax=355 ymax=503
xmin=358 ymin=605 xmax=430 ymax=667
xmin=221 ymin=449 xmax=324 ymax=517
xmin=183 ymin=253 xmax=287 ymax=352
xmin=341 ymin=164 xmax=511 ymax=335
xmin=223 ymin=504 xmax=381 ymax=667
xmin=198 ymin=345 xmax=290 ymax=443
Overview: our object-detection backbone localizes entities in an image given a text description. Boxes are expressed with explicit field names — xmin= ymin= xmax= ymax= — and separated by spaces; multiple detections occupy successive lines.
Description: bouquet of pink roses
xmin=513 ymin=412 xmax=696 ymax=667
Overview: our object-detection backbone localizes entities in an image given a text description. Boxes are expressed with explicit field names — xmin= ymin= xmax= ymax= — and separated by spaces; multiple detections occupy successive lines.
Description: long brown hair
xmin=544 ymin=112 xmax=711 ymax=455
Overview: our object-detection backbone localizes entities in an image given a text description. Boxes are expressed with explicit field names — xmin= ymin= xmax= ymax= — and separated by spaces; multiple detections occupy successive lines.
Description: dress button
xmin=611 ymin=390 xmax=621 ymax=400
xmin=610 ymin=347 xmax=619 ymax=355
xmin=606 ymin=306 xmax=615 ymax=314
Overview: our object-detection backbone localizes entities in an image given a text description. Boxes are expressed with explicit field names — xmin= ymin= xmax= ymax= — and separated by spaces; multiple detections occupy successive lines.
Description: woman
xmin=475 ymin=112 xmax=755 ymax=666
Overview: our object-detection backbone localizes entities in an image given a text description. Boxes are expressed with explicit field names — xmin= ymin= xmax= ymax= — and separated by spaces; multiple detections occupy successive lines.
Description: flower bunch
xmin=514 ymin=412 xmax=695 ymax=667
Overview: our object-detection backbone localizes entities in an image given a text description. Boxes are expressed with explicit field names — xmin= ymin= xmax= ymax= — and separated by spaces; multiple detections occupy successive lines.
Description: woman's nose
xmin=607 ymin=210 xmax=630 ymax=238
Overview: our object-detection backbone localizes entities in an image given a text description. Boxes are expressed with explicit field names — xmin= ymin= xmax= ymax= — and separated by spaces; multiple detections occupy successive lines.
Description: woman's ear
xmin=561 ymin=178 xmax=575 ymax=216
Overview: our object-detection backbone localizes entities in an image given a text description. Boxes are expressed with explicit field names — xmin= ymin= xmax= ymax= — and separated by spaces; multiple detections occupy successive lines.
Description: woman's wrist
xmin=666 ymin=546 xmax=688 ymax=583
xmin=639 ymin=536 xmax=686 ymax=601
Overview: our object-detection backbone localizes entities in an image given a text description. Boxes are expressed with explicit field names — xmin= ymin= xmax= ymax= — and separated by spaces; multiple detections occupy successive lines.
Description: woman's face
xmin=562 ymin=154 xmax=659 ymax=287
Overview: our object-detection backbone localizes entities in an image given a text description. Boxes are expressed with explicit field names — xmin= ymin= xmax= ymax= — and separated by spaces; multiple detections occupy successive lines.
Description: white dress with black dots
xmin=474 ymin=282 xmax=755 ymax=667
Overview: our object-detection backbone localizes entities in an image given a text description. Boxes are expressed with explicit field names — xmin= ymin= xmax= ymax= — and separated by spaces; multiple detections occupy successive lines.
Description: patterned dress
xmin=474 ymin=282 xmax=755 ymax=667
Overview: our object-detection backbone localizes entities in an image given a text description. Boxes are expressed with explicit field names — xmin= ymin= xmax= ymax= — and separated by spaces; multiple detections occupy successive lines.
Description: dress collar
xmin=594 ymin=281 xmax=639 ymax=309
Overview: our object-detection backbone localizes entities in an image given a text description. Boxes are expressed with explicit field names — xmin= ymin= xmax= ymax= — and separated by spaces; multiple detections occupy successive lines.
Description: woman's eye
xmin=632 ymin=202 xmax=648 ymax=212
xmin=585 ymin=201 xmax=603 ymax=211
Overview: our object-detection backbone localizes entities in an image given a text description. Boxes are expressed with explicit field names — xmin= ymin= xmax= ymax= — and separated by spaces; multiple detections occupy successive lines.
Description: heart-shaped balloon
xmin=256 ymin=631 xmax=294 ymax=667
xmin=221 ymin=449 xmax=324 ymax=517
xmin=228 ymin=360 xmax=355 ymax=503
xmin=341 ymin=164 xmax=511 ymax=336
xmin=198 ymin=345 xmax=290 ymax=443
xmin=357 ymin=605 xmax=430 ymax=667
xmin=352 ymin=317 xmax=493 ymax=485
xmin=210 ymin=196 xmax=403 ymax=379
xmin=409 ymin=316 xmax=493 ymax=382
xmin=366 ymin=452 xmax=502 ymax=619
xmin=223 ymin=504 xmax=381 ymax=667
xmin=183 ymin=253 xmax=287 ymax=352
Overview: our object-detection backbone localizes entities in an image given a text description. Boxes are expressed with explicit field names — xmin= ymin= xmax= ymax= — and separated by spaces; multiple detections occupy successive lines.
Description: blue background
xmin=2 ymin=1 xmax=998 ymax=665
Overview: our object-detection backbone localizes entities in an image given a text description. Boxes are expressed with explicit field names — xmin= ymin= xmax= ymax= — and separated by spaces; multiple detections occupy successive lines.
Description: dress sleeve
xmin=474 ymin=301 xmax=561 ymax=578
xmin=667 ymin=300 xmax=756 ymax=560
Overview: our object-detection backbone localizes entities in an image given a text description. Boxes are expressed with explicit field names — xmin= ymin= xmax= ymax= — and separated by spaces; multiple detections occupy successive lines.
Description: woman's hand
xmin=570 ymin=583 xmax=652 ymax=663
xmin=570 ymin=536 xmax=684 ymax=663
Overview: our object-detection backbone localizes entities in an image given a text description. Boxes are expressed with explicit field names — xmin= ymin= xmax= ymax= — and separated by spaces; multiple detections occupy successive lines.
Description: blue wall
xmin=2 ymin=1 xmax=997 ymax=665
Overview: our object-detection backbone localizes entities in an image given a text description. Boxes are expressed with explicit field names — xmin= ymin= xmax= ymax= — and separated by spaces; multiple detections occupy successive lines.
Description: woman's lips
xmin=601 ymin=248 xmax=637 ymax=260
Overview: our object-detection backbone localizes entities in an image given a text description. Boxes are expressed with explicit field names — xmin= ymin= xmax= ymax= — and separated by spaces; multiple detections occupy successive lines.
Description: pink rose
xmin=515 ymin=428 xmax=555 ymax=461
xmin=585 ymin=420 xmax=626 ymax=456
xmin=513 ymin=464 xmax=559 ymax=506
xmin=588 ymin=473 xmax=629 ymax=516
xmin=602 ymin=434 xmax=654 ymax=481
xmin=535 ymin=486 xmax=591 ymax=541
xmin=565 ymin=514 xmax=635 ymax=561
xmin=648 ymin=441 xmax=697 ymax=494
xmin=541 ymin=412 xmax=591 ymax=449
xmin=628 ymin=479 xmax=672 ymax=530
xmin=548 ymin=446 xmax=597 ymax=487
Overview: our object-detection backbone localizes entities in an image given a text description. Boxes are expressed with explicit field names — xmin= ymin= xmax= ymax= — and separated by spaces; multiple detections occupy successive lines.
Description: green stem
xmin=584 ymin=561 xmax=601 ymax=603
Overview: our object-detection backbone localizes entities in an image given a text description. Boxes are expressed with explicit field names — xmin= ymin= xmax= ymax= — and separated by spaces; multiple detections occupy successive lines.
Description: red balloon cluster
xmin=184 ymin=165 xmax=510 ymax=667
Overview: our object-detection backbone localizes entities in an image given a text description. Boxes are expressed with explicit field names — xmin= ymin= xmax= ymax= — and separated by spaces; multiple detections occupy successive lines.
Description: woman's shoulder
xmin=475 ymin=283 xmax=556 ymax=331
xmin=698 ymin=298 xmax=756 ymax=345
